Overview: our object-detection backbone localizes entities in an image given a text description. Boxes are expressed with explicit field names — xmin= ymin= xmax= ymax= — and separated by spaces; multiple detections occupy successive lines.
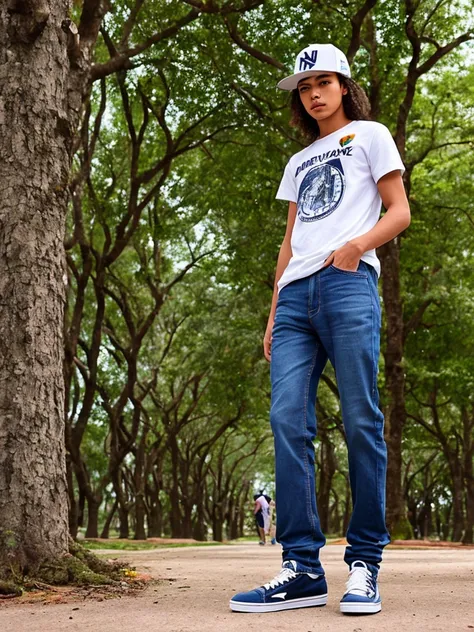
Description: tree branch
xmin=403 ymin=299 xmax=433 ymax=343
xmin=223 ymin=15 xmax=285 ymax=70
xmin=416 ymin=31 xmax=474 ymax=76
xmin=78 ymin=0 xmax=111 ymax=57
xmin=346 ymin=0 xmax=377 ymax=63
xmin=91 ymin=8 xmax=201 ymax=80
xmin=119 ymin=0 xmax=146 ymax=49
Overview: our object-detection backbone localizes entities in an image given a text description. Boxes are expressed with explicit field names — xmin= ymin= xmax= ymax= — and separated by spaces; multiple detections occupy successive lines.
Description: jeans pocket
xmin=329 ymin=263 xmax=368 ymax=278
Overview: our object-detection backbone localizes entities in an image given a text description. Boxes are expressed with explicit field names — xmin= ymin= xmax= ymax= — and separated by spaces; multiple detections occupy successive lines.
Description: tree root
xmin=0 ymin=537 xmax=135 ymax=597
xmin=0 ymin=580 xmax=22 ymax=597
xmin=36 ymin=539 xmax=126 ymax=586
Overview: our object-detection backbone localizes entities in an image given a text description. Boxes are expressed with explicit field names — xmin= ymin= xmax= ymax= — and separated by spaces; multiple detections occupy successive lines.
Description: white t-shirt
xmin=275 ymin=120 xmax=405 ymax=292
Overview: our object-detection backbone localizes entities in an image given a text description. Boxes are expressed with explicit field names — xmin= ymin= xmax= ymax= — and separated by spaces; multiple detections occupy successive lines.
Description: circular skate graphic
xmin=297 ymin=159 xmax=345 ymax=222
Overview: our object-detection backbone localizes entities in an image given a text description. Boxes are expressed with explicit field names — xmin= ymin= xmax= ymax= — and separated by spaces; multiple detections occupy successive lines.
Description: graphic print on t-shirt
xmin=297 ymin=158 xmax=345 ymax=222
xmin=339 ymin=134 xmax=355 ymax=147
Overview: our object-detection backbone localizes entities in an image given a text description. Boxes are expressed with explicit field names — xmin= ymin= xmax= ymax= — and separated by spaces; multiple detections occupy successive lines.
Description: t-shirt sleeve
xmin=275 ymin=160 xmax=297 ymax=203
xmin=368 ymin=124 xmax=405 ymax=183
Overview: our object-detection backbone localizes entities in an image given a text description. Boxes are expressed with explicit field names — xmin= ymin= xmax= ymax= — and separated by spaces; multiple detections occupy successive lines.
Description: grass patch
xmin=82 ymin=540 xmax=225 ymax=551
xmin=83 ymin=540 xmax=163 ymax=551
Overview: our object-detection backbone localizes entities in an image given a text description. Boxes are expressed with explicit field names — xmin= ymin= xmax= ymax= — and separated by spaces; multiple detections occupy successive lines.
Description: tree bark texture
xmin=85 ymin=494 xmax=101 ymax=538
xmin=66 ymin=453 xmax=78 ymax=538
xmin=146 ymin=466 xmax=163 ymax=538
xmin=462 ymin=407 xmax=474 ymax=544
xmin=0 ymin=0 xmax=73 ymax=571
xmin=317 ymin=424 xmax=336 ymax=534
xmin=133 ymin=432 xmax=147 ymax=540
xmin=100 ymin=498 xmax=117 ymax=539
xmin=147 ymin=498 xmax=163 ymax=538
xmin=379 ymin=237 xmax=412 ymax=538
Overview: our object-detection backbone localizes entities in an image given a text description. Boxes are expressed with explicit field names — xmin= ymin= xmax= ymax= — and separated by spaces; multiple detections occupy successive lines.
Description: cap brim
xmin=277 ymin=71 xmax=322 ymax=91
xmin=277 ymin=68 xmax=351 ymax=91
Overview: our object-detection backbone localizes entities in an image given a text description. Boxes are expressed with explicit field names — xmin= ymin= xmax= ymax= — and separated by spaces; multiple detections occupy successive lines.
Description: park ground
xmin=0 ymin=541 xmax=473 ymax=631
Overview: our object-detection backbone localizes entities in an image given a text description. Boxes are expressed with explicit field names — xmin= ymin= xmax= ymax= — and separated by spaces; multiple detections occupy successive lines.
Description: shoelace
xmin=263 ymin=567 xmax=297 ymax=590
xmin=345 ymin=566 xmax=374 ymax=597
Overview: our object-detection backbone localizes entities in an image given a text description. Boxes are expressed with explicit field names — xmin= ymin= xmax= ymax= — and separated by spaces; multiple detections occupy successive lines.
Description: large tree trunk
xmin=317 ymin=425 xmax=336 ymax=534
xmin=146 ymin=469 xmax=163 ymax=538
xmin=0 ymin=0 xmax=73 ymax=573
xmin=238 ymin=499 xmax=247 ymax=539
xmin=192 ymin=487 xmax=207 ymax=541
xmin=77 ymin=485 xmax=86 ymax=528
xmin=419 ymin=493 xmax=433 ymax=540
xmin=100 ymin=498 xmax=118 ymax=539
xmin=66 ymin=454 xmax=78 ymax=538
xmin=451 ymin=466 xmax=464 ymax=542
xmin=379 ymin=239 xmax=413 ymax=539
xmin=463 ymin=479 xmax=474 ymax=545
xmin=406 ymin=496 xmax=418 ymax=539
xmin=112 ymin=470 xmax=130 ymax=540
xmin=118 ymin=505 xmax=130 ymax=540
xmin=238 ymin=481 xmax=250 ymax=539
xmin=85 ymin=495 xmax=101 ymax=539
xmin=181 ymin=502 xmax=194 ymax=539
xmin=462 ymin=407 xmax=474 ymax=544
xmin=148 ymin=496 xmax=163 ymax=538
xmin=212 ymin=512 xmax=223 ymax=542
xmin=329 ymin=491 xmax=341 ymax=535
xmin=134 ymin=433 xmax=147 ymax=540
xmin=169 ymin=437 xmax=183 ymax=538
xmin=442 ymin=503 xmax=452 ymax=541
xmin=228 ymin=499 xmax=239 ymax=541
xmin=134 ymin=494 xmax=147 ymax=541
xmin=342 ymin=477 xmax=351 ymax=536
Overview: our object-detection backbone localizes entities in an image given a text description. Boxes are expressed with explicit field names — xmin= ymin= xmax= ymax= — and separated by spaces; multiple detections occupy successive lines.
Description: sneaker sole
xmin=230 ymin=594 xmax=328 ymax=613
xmin=340 ymin=601 xmax=381 ymax=614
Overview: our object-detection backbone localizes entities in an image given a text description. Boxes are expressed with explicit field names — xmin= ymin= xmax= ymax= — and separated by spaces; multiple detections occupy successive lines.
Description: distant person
xmin=230 ymin=43 xmax=409 ymax=615
xmin=264 ymin=495 xmax=277 ymax=545
xmin=254 ymin=493 xmax=270 ymax=545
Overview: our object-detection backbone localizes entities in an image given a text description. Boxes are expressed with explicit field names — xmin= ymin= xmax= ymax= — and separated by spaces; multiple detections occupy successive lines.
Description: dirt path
xmin=1 ymin=543 xmax=473 ymax=631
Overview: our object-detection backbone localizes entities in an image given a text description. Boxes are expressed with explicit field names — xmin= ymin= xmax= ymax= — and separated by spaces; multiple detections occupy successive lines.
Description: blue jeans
xmin=270 ymin=261 xmax=390 ymax=578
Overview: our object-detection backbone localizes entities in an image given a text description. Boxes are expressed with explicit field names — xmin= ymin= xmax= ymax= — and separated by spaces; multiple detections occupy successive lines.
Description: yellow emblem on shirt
xmin=339 ymin=134 xmax=356 ymax=147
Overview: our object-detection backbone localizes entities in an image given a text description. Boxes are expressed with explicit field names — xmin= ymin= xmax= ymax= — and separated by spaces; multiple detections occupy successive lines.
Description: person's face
xmin=297 ymin=72 xmax=347 ymax=121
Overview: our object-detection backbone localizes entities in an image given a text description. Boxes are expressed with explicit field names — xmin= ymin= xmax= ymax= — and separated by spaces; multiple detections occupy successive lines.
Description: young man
xmin=229 ymin=43 xmax=410 ymax=615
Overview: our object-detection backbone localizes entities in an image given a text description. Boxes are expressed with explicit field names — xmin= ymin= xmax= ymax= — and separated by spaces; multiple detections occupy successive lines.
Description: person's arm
xmin=322 ymin=170 xmax=410 ymax=271
xmin=263 ymin=202 xmax=297 ymax=362
xmin=254 ymin=500 xmax=262 ymax=515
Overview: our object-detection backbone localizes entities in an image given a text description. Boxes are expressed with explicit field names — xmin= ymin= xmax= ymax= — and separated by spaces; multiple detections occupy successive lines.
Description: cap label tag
xmin=340 ymin=59 xmax=349 ymax=73
xmin=299 ymin=50 xmax=318 ymax=71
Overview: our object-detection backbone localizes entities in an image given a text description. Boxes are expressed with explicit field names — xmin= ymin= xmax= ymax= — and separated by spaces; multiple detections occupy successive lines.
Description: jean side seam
xmin=307 ymin=275 xmax=314 ymax=318
xmin=369 ymin=277 xmax=383 ymax=511
xmin=303 ymin=341 xmax=319 ymax=566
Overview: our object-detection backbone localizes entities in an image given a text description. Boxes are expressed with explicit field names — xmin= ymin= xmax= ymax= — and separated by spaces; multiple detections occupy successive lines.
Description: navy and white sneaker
xmin=340 ymin=561 xmax=381 ymax=614
xmin=229 ymin=560 xmax=327 ymax=613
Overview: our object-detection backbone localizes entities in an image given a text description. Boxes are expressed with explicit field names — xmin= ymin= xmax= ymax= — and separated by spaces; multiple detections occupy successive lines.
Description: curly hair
xmin=290 ymin=74 xmax=371 ymax=144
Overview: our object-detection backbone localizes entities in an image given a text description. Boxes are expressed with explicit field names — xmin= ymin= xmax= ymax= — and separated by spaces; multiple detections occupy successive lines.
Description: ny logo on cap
xmin=299 ymin=50 xmax=318 ymax=71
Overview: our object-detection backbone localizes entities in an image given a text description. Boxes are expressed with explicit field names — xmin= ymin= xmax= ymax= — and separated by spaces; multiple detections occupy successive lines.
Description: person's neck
xmin=317 ymin=110 xmax=352 ymax=140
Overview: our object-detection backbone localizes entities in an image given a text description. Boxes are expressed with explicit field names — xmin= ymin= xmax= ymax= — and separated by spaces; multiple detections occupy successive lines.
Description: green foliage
xmin=66 ymin=0 xmax=474 ymax=544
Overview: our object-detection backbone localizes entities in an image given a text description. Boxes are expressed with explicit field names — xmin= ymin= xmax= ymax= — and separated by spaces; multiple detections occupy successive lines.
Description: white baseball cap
xmin=277 ymin=44 xmax=351 ymax=91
